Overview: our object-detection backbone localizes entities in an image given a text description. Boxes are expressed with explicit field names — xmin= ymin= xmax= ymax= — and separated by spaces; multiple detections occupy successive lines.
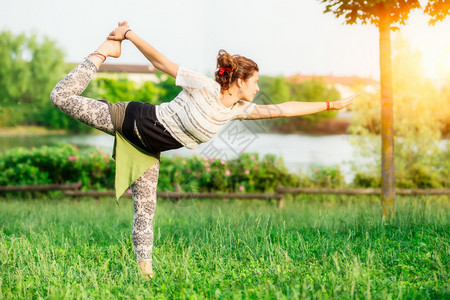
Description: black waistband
xmin=122 ymin=102 xmax=183 ymax=156
xmin=121 ymin=102 xmax=156 ymax=157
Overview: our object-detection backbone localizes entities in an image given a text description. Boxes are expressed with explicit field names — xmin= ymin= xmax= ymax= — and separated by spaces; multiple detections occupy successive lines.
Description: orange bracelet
xmin=326 ymin=101 xmax=330 ymax=111
xmin=94 ymin=51 xmax=107 ymax=61
xmin=89 ymin=52 xmax=107 ymax=62
xmin=90 ymin=53 xmax=106 ymax=62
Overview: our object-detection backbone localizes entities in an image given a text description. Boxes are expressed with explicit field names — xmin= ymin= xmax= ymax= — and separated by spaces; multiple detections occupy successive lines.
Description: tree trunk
xmin=379 ymin=14 xmax=396 ymax=219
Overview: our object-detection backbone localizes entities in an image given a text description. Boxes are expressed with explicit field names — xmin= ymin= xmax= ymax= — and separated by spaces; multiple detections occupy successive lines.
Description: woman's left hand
xmin=331 ymin=93 xmax=361 ymax=110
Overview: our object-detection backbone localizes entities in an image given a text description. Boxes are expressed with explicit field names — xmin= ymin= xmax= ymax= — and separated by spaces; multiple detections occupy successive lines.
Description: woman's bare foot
xmin=138 ymin=261 xmax=154 ymax=280
xmin=96 ymin=39 xmax=121 ymax=58
xmin=89 ymin=40 xmax=121 ymax=68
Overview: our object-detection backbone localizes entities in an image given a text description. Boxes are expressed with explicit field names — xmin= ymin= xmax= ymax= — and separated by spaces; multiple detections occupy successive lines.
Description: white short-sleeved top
xmin=155 ymin=66 xmax=256 ymax=150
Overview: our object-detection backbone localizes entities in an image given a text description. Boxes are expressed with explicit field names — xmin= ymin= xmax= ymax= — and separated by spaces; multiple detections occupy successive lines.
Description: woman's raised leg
xmin=50 ymin=40 xmax=121 ymax=135
xmin=130 ymin=160 xmax=160 ymax=279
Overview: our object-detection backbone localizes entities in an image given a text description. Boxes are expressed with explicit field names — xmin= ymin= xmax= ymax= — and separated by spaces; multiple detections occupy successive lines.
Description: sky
xmin=2 ymin=0 xmax=450 ymax=80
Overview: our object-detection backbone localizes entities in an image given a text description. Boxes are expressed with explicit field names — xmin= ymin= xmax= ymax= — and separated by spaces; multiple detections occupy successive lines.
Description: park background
xmin=0 ymin=0 xmax=449 ymax=298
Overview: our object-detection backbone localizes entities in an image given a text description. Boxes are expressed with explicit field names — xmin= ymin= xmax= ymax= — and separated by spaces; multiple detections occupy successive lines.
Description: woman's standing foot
xmin=138 ymin=261 xmax=154 ymax=280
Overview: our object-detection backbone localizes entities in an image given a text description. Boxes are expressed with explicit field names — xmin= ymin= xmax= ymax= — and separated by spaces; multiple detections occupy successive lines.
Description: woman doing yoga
xmin=50 ymin=21 xmax=358 ymax=279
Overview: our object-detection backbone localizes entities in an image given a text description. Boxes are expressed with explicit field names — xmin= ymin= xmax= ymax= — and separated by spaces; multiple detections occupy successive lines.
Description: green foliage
xmin=257 ymin=75 xmax=340 ymax=132
xmin=308 ymin=165 xmax=346 ymax=188
xmin=154 ymin=70 xmax=183 ymax=103
xmin=78 ymin=70 xmax=182 ymax=107
xmin=259 ymin=76 xmax=291 ymax=105
xmin=396 ymin=163 xmax=448 ymax=189
xmin=0 ymin=197 xmax=448 ymax=298
xmin=290 ymin=79 xmax=340 ymax=122
xmin=0 ymin=145 xmax=299 ymax=192
xmin=43 ymin=108 xmax=93 ymax=132
xmin=353 ymin=172 xmax=381 ymax=188
xmin=0 ymin=144 xmax=114 ymax=190
xmin=0 ymin=30 xmax=66 ymax=127
xmin=86 ymin=77 xmax=162 ymax=105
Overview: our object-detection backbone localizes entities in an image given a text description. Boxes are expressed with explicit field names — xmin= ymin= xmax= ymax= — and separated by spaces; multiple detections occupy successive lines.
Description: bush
xmin=308 ymin=165 xmax=346 ymax=188
xmin=397 ymin=163 xmax=446 ymax=189
xmin=353 ymin=172 xmax=381 ymax=188
xmin=1 ymin=144 xmax=446 ymax=191
xmin=0 ymin=145 xmax=299 ymax=193
xmin=158 ymin=152 xmax=299 ymax=193
xmin=0 ymin=144 xmax=115 ymax=190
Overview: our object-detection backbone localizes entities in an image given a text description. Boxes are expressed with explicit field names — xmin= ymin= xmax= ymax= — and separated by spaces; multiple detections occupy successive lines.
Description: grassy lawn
xmin=0 ymin=195 xmax=448 ymax=299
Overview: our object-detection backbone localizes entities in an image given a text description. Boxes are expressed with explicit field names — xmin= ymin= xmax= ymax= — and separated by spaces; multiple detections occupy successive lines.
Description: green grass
xmin=0 ymin=195 xmax=448 ymax=299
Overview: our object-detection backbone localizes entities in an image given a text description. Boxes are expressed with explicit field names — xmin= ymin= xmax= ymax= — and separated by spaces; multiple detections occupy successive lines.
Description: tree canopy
xmin=320 ymin=0 xmax=448 ymax=26
xmin=0 ymin=30 xmax=66 ymax=127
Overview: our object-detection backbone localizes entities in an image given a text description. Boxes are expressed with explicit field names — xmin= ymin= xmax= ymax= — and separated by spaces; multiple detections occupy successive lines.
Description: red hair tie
xmin=219 ymin=67 xmax=231 ymax=75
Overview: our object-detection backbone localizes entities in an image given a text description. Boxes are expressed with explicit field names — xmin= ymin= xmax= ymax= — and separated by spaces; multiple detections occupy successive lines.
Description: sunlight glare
xmin=401 ymin=8 xmax=450 ymax=87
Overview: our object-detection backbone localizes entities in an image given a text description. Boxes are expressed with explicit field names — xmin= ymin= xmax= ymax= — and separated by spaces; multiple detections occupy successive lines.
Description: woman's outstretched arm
xmin=108 ymin=21 xmax=179 ymax=78
xmin=245 ymin=93 xmax=360 ymax=120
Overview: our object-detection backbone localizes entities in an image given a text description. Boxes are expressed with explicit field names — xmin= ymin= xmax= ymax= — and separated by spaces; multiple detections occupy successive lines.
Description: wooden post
xmin=276 ymin=185 xmax=284 ymax=209
xmin=172 ymin=183 xmax=182 ymax=204
xmin=277 ymin=195 xmax=284 ymax=210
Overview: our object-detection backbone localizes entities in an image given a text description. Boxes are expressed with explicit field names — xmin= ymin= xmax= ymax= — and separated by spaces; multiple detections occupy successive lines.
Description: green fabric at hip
xmin=100 ymin=100 xmax=159 ymax=201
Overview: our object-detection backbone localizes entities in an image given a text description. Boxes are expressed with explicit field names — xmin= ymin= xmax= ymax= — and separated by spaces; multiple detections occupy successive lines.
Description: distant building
xmin=97 ymin=63 xmax=159 ymax=83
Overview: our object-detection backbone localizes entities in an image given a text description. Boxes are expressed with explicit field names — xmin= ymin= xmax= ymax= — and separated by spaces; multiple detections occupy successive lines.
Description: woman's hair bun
xmin=215 ymin=49 xmax=258 ymax=91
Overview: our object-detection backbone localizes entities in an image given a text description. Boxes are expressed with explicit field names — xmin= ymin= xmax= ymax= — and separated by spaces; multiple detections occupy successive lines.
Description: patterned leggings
xmin=50 ymin=58 xmax=158 ymax=262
